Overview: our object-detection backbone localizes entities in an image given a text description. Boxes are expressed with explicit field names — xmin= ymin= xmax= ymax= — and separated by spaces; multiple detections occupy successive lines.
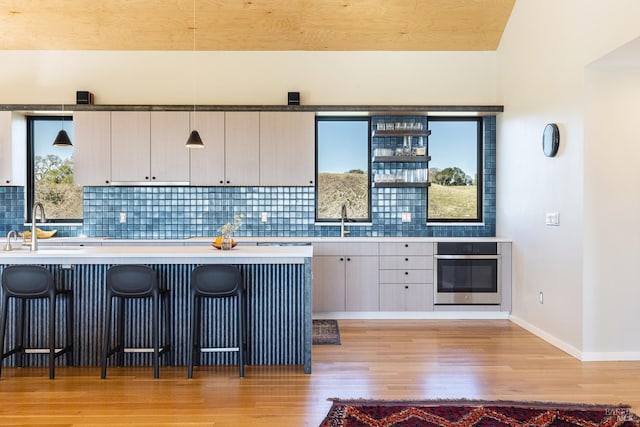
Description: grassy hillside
xmin=428 ymin=183 xmax=477 ymax=219
xmin=317 ymin=172 xmax=369 ymax=219
xmin=317 ymin=174 xmax=477 ymax=220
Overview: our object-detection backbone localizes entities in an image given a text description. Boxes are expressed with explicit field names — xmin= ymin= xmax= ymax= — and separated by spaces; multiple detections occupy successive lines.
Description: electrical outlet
xmin=545 ymin=212 xmax=560 ymax=226
xmin=539 ymin=291 xmax=544 ymax=304
xmin=261 ymin=212 xmax=268 ymax=223
xmin=401 ymin=212 xmax=412 ymax=222
xmin=119 ymin=212 xmax=127 ymax=224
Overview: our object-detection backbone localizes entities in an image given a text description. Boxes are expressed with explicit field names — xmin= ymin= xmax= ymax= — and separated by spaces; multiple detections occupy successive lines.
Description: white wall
xmin=0 ymin=51 xmax=498 ymax=106
xmin=583 ymin=50 xmax=640 ymax=358
xmin=498 ymin=0 xmax=640 ymax=357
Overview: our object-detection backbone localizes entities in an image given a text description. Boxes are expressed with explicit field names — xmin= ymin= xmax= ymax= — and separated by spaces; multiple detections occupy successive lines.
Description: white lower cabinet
xmin=380 ymin=283 xmax=427 ymax=311
xmin=312 ymin=242 xmax=379 ymax=312
xmin=379 ymin=242 xmax=434 ymax=311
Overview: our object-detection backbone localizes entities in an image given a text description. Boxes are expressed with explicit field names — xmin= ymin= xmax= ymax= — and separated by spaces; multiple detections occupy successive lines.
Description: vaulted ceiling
xmin=0 ymin=0 xmax=515 ymax=51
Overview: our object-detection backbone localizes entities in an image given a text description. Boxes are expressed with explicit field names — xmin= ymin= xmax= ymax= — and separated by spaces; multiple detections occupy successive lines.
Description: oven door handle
xmin=434 ymin=255 xmax=501 ymax=260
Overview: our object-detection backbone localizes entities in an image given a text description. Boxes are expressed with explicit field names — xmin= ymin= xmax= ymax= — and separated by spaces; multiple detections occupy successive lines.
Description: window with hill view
xmin=427 ymin=117 xmax=482 ymax=222
xmin=28 ymin=116 xmax=82 ymax=222
xmin=316 ymin=117 xmax=371 ymax=221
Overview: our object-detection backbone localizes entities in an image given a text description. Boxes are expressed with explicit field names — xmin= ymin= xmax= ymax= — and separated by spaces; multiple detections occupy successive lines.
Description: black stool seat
xmin=0 ymin=265 xmax=73 ymax=379
xmin=101 ymin=265 xmax=170 ymax=379
xmin=188 ymin=265 xmax=246 ymax=378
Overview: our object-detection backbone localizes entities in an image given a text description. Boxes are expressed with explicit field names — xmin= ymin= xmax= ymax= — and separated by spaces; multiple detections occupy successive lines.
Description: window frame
xmin=26 ymin=115 xmax=81 ymax=223
xmin=315 ymin=116 xmax=372 ymax=223
xmin=426 ymin=116 xmax=484 ymax=223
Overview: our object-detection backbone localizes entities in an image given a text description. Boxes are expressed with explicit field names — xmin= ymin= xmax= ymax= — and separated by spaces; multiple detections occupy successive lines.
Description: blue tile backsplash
xmin=0 ymin=117 xmax=496 ymax=239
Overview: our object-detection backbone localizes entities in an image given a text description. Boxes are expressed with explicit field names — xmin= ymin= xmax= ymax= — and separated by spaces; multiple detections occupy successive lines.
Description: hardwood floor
xmin=0 ymin=320 xmax=639 ymax=426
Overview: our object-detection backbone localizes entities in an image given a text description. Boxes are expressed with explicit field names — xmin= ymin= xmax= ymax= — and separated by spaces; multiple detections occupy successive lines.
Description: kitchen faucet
xmin=3 ymin=230 xmax=17 ymax=251
xmin=31 ymin=202 xmax=46 ymax=251
xmin=340 ymin=203 xmax=350 ymax=237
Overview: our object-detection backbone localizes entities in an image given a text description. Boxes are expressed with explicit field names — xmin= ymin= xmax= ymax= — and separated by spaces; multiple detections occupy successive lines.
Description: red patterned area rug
xmin=319 ymin=399 xmax=640 ymax=427
xmin=313 ymin=319 xmax=341 ymax=345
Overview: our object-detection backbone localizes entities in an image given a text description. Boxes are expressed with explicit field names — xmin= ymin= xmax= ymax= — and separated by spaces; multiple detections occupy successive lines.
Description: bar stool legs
xmin=101 ymin=265 xmax=170 ymax=379
xmin=188 ymin=265 xmax=246 ymax=379
xmin=0 ymin=265 xmax=73 ymax=380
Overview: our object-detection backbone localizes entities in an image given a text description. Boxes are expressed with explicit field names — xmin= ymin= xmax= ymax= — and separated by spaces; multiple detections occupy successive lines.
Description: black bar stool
xmin=188 ymin=265 xmax=246 ymax=378
xmin=101 ymin=265 xmax=170 ymax=379
xmin=0 ymin=265 xmax=73 ymax=379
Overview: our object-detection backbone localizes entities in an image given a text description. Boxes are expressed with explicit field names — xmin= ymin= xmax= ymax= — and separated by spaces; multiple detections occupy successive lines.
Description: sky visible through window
xmin=317 ymin=120 xmax=369 ymax=173
xmin=35 ymin=119 xmax=74 ymax=160
xmin=429 ymin=120 xmax=478 ymax=179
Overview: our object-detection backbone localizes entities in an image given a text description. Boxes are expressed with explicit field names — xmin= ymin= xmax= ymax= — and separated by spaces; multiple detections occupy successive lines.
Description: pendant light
xmin=53 ymin=53 xmax=71 ymax=146
xmin=185 ymin=0 xmax=204 ymax=148
xmin=53 ymin=127 xmax=72 ymax=147
xmin=53 ymin=101 xmax=72 ymax=147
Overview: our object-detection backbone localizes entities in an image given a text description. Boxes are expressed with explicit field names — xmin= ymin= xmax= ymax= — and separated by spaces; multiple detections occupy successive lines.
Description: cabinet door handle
xmin=405 ymin=258 xmax=409 ymax=261
xmin=339 ymin=257 xmax=344 ymax=261
xmin=404 ymin=285 xmax=409 ymax=289
xmin=105 ymin=180 xmax=110 ymax=184
xmin=145 ymin=176 xmax=149 ymax=180
xmin=226 ymin=180 xmax=230 ymax=184
xmin=405 ymin=244 xmax=409 ymax=248
xmin=346 ymin=257 xmax=351 ymax=261
xmin=4 ymin=180 xmax=9 ymax=184
xmin=219 ymin=180 xmax=224 ymax=184
xmin=404 ymin=271 xmax=409 ymax=275
xmin=152 ymin=176 xmax=156 ymax=180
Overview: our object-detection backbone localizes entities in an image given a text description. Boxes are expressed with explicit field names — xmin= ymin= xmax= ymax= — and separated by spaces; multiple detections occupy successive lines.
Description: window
xmin=427 ymin=117 xmax=482 ymax=222
xmin=316 ymin=117 xmax=371 ymax=221
xmin=27 ymin=116 xmax=82 ymax=222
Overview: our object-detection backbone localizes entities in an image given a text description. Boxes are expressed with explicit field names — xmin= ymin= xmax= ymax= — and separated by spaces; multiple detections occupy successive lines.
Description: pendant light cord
xmin=192 ymin=0 xmax=197 ymax=120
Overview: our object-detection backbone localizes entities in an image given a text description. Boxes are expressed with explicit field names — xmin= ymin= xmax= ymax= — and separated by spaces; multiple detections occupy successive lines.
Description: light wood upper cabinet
xmin=73 ymin=111 xmax=111 ymax=185
xmin=0 ymin=111 xmax=12 ymax=185
xmin=225 ymin=112 xmax=260 ymax=186
xmin=111 ymin=111 xmax=151 ymax=182
xmin=111 ymin=111 xmax=190 ymax=183
xmin=259 ymin=111 xmax=315 ymax=186
xmin=149 ymin=111 xmax=190 ymax=182
xmin=189 ymin=111 xmax=225 ymax=185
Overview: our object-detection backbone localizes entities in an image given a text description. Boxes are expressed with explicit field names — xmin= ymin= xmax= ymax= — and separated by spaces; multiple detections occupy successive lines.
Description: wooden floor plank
xmin=0 ymin=320 xmax=639 ymax=426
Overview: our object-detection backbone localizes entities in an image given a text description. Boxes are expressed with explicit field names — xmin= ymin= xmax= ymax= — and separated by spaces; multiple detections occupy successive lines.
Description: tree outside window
xmin=28 ymin=116 xmax=82 ymax=221
xmin=427 ymin=117 xmax=482 ymax=222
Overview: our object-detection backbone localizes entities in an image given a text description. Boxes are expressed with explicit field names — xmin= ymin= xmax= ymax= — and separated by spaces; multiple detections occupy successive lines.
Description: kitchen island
xmin=0 ymin=244 xmax=313 ymax=373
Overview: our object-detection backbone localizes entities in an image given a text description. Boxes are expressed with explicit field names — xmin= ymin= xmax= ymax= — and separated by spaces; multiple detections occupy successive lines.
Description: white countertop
xmin=0 ymin=244 xmax=313 ymax=265
xmin=14 ymin=235 xmax=512 ymax=247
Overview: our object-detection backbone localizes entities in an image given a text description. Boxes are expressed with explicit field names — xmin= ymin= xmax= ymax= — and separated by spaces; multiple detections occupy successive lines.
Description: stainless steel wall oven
xmin=434 ymin=242 xmax=501 ymax=305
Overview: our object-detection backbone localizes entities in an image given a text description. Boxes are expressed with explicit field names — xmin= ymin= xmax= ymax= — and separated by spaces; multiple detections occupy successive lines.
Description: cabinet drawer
xmin=313 ymin=242 xmax=379 ymax=256
xmin=379 ymin=283 xmax=427 ymax=311
xmin=379 ymin=255 xmax=433 ymax=270
xmin=379 ymin=242 xmax=434 ymax=256
xmin=379 ymin=269 xmax=432 ymax=284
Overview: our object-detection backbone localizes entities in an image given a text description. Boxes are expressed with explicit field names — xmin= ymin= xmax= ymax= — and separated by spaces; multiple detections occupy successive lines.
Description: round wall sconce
xmin=542 ymin=123 xmax=560 ymax=157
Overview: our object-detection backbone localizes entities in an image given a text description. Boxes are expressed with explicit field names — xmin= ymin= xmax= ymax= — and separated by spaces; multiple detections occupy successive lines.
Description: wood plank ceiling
xmin=0 ymin=0 xmax=515 ymax=51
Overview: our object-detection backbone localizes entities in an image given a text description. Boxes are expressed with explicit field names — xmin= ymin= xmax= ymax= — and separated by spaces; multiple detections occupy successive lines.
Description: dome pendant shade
xmin=53 ymin=129 xmax=73 ymax=147
xmin=185 ymin=130 xmax=204 ymax=148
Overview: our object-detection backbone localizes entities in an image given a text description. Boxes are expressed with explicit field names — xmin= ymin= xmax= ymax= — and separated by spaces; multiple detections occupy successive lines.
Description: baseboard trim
xmin=313 ymin=311 xmax=510 ymax=320
xmin=509 ymin=314 xmax=582 ymax=359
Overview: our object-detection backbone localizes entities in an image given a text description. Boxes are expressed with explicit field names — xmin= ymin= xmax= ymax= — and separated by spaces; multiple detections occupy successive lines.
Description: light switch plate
xmin=545 ymin=212 xmax=559 ymax=226
xmin=261 ymin=212 xmax=268 ymax=223
xmin=401 ymin=212 xmax=411 ymax=222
